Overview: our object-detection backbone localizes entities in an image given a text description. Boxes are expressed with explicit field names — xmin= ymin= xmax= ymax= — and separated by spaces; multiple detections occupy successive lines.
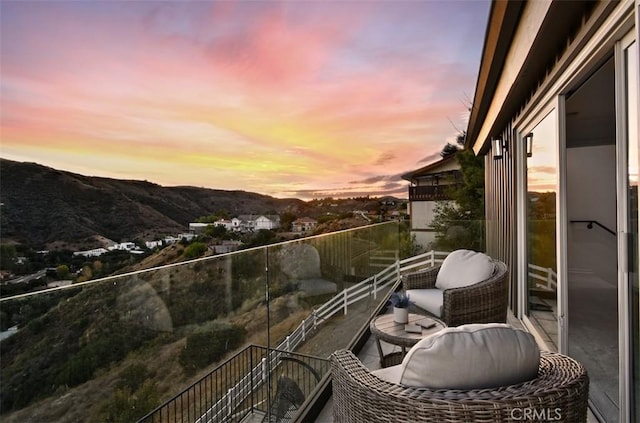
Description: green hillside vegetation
xmin=0 ymin=244 xmax=308 ymax=422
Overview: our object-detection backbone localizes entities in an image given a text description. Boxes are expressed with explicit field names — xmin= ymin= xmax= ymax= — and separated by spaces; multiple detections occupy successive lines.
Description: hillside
xmin=0 ymin=159 xmax=304 ymax=250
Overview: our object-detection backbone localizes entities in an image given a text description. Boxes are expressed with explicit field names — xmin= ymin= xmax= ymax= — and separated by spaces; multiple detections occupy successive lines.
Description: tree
xmin=440 ymin=143 xmax=460 ymax=158
xmin=398 ymin=222 xmax=420 ymax=259
xmin=183 ymin=242 xmax=207 ymax=259
xmin=440 ymin=130 xmax=466 ymax=158
xmin=205 ymin=224 xmax=227 ymax=239
xmin=279 ymin=212 xmax=297 ymax=232
xmin=0 ymin=244 xmax=17 ymax=271
xmin=431 ymin=148 xmax=485 ymax=251
xmin=76 ymin=264 xmax=93 ymax=283
xmin=247 ymin=229 xmax=276 ymax=247
xmin=56 ymin=265 xmax=70 ymax=279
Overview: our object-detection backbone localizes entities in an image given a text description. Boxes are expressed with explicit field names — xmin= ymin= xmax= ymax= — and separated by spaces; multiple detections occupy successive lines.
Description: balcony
xmin=0 ymin=221 xmax=595 ymax=423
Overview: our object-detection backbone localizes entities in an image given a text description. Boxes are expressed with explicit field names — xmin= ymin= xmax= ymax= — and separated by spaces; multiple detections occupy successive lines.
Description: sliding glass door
xmin=620 ymin=34 xmax=638 ymax=422
xmin=517 ymin=23 xmax=638 ymax=423
xmin=565 ymin=55 xmax=619 ymax=422
xmin=523 ymin=107 xmax=559 ymax=351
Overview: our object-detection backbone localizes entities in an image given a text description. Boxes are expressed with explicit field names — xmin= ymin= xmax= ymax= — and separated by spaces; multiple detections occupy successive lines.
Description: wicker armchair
xmin=331 ymin=349 xmax=589 ymax=423
xmin=403 ymin=259 xmax=508 ymax=326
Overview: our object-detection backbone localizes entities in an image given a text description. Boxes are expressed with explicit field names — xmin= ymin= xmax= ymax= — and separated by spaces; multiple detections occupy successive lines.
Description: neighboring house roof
xmin=238 ymin=214 xmax=279 ymax=222
xmin=256 ymin=215 xmax=280 ymax=221
xmin=465 ymin=0 xmax=599 ymax=154
xmin=294 ymin=217 xmax=317 ymax=224
xmin=401 ymin=154 xmax=460 ymax=183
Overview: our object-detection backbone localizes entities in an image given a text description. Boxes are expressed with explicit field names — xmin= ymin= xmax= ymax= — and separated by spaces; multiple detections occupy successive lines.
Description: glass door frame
xmin=615 ymin=29 xmax=637 ymax=423
xmin=515 ymin=98 xmax=565 ymax=353
xmin=515 ymin=28 xmax=637 ymax=423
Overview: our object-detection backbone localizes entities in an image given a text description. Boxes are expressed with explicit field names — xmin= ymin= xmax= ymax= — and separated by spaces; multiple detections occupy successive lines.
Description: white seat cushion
xmin=405 ymin=289 xmax=443 ymax=317
xmin=435 ymin=249 xmax=495 ymax=290
xmin=372 ymin=323 xmax=540 ymax=390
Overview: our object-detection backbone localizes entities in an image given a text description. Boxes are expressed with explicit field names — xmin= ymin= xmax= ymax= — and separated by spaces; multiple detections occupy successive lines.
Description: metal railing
xmin=138 ymin=346 xmax=330 ymax=423
xmin=138 ymin=250 xmax=450 ymax=423
xmin=408 ymin=185 xmax=458 ymax=201
xmin=569 ymin=219 xmax=616 ymax=236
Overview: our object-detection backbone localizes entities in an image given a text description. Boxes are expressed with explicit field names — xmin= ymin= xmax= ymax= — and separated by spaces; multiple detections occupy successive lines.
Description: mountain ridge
xmin=0 ymin=159 xmax=305 ymax=250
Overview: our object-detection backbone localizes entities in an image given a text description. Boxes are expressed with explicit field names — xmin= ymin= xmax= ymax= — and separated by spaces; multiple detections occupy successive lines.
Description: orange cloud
xmin=1 ymin=0 xmax=489 ymax=199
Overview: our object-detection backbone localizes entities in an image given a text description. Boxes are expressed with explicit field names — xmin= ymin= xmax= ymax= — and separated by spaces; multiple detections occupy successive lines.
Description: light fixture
xmin=492 ymin=137 xmax=506 ymax=160
xmin=524 ymin=133 xmax=534 ymax=157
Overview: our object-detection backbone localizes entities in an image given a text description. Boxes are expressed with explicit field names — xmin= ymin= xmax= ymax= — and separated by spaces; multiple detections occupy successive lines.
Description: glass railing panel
xmin=427 ymin=218 xmax=487 ymax=253
xmin=0 ymin=249 xmax=267 ymax=423
xmin=266 ymin=222 xmax=400 ymax=357
xmin=1 ymin=222 xmax=402 ymax=422
xmin=398 ymin=219 xmax=490 ymax=280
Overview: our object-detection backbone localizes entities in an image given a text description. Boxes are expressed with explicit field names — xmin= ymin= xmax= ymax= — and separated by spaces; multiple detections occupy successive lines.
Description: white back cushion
xmin=435 ymin=249 xmax=494 ymax=290
xmin=394 ymin=323 xmax=540 ymax=389
xmin=405 ymin=289 xmax=443 ymax=317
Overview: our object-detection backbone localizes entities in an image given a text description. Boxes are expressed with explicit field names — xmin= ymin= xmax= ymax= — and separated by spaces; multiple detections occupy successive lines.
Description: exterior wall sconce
xmin=492 ymin=137 xmax=507 ymax=160
xmin=524 ymin=133 xmax=534 ymax=157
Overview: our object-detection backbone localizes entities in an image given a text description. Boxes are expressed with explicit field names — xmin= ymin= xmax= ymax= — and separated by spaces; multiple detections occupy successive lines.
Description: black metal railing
xmin=137 ymin=345 xmax=330 ymax=423
xmin=408 ymin=185 xmax=457 ymax=201
xmin=570 ymin=220 xmax=616 ymax=236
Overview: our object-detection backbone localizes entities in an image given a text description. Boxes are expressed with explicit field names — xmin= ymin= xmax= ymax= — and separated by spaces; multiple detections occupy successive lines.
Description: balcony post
xmin=302 ymin=319 xmax=306 ymax=341
xmin=261 ymin=357 xmax=267 ymax=383
xmin=343 ymin=289 xmax=348 ymax=315
xmin=373 ymin=275 xmax=377 ymax=299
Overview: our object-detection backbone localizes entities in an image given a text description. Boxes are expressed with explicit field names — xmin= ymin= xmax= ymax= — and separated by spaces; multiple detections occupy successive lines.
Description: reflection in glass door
xmin=525 ymin=109 xmax=558 ymax=351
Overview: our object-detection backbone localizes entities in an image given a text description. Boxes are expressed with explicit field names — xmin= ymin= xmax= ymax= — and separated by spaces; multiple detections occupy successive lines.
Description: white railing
xmin=196 ymin=249 xmax=449 ymax=423
xmin=399 ymin=250 xmax=448 ymax=273
xmin=527 ymin=263 xmax=557 ymax=292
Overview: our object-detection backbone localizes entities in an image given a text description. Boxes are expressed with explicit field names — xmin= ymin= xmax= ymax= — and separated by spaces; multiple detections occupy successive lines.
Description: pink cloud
xmin=1 ymin=1 xmax=488 ymax=199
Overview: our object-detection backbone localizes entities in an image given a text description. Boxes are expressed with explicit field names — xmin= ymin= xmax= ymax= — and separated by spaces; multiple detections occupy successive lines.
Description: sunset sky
xmin=1 ymin=0 xmax=490 ymax=200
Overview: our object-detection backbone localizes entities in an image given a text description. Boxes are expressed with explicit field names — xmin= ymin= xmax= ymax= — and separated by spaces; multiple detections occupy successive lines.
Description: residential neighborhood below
xmin=0 ymin=190 xmax=409 ymax=299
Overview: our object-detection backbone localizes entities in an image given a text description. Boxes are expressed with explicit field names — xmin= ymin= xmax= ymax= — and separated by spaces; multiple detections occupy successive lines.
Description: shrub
xmin=179 ymin=325 xmax=246 ymax=376
xmin=116 ymin=363 xmax=150 ymax=392
xmin=183 ymin=242 xmax=207 ymax=259
xmin=97 ymin=381 xmax=160 ymax=423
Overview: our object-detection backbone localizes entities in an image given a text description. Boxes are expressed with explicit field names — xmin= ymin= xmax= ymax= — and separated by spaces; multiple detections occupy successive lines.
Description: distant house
xmin=189 ymin=222 xmax=209 ymax=234
xmin=214 ymin=219 xmax=234 ymax=231
xmin=145 ymin=240 xmax=163 ymax=249
xmin=213 ymin=240 xmax=243 ymax=254
xmin=189 ymin=215 xmax=282 ymax=234
xmin=292 ymin=217 xmax=318 ymax=232
xmin=255 ymin=215 xmax=280 ymax=230
xmin=73 ymin=248 xmax=108 ymax=258
xmin=164 ymin=236 xmax=180 ymax=244
xmin=401 ymin=154 xmax=461 ymax=250
xmin=237 ymin=215 xmax=258 ymax=232
xmin=108 ymin=242 xmax=136 ymax=251
xmin=231 ymin=217 xmax=243 ymax=231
